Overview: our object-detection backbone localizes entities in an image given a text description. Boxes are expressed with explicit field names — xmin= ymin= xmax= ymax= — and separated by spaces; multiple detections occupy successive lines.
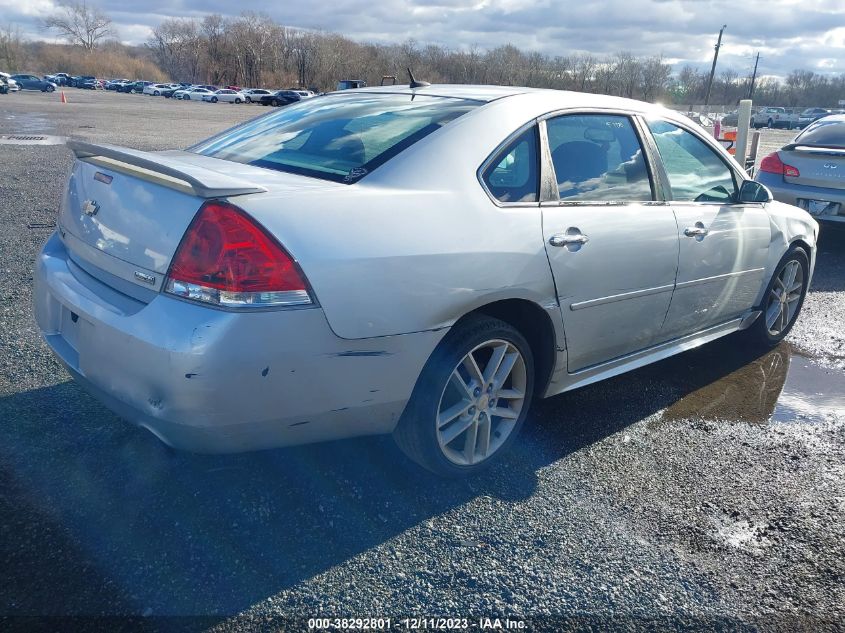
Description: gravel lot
xmin=1 ymin=89 xmax=844 ymax=632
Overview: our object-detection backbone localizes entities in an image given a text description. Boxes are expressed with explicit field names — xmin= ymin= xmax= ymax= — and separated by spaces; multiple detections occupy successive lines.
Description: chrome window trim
xmin=641 ymin=115 xmax=745 ymax=203
xmin=541 ymin=109 xmax=660 ymax=206
xmin=476 ymin=119 xmax=543 ymax=208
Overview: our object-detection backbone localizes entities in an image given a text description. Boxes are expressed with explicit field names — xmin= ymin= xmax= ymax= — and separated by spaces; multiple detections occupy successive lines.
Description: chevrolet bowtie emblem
xmin=82 ymin=199 xmax=99 ymax=216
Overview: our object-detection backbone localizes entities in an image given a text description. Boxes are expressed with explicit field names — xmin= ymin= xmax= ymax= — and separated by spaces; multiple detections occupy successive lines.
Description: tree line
xmin=1 ymin=1 xmax=843 ymax=108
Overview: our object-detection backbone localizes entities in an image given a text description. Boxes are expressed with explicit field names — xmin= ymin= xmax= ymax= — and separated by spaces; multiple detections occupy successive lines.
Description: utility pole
xmin=703 ymin=24 xmax=727 ymax=108
xmin=748 ymin=52 xmax=760 ymax=99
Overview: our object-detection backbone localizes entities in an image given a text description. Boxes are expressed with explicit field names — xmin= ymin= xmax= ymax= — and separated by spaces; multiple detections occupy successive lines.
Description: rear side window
xmin=795 ymin=119 xmax=845 ymax=148
xmin=546 ymin=114 xmax=653 ymax=201
xmin=481 ymin=126 xmax=540 ymax=203
xmin=193 ymin=93 xmax=480 ymax=183
xmin=647 ymin=120 xmax=737 ymax=203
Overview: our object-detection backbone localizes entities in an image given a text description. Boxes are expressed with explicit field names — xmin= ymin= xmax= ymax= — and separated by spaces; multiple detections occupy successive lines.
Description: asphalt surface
xmin=1 ymin=89 xmax=844 ymax=632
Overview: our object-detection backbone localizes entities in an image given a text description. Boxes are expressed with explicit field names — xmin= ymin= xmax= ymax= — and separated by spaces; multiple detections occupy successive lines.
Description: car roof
xmin=331 ymin=84 xmax=670 ymax=117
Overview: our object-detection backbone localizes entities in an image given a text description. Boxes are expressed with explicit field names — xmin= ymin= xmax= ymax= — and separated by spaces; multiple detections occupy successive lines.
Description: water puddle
xmin=657 ymin=341 xmax=845 ymax=425
xmin=1 ymin=112 xmax=55 ymax=134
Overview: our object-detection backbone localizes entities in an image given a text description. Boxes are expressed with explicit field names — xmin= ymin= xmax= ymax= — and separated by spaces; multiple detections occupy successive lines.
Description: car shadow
xmin=0 ymin=336 xmax=796 ymax=623
xmin=813 ymin=226 xmax=845 ymax=292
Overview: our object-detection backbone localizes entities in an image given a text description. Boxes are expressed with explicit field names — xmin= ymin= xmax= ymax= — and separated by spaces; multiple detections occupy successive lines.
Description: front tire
xmin=744 ymin=246 xmax=809 ymax=347
xmin=393 ymin=315 xmax=535 ymax=477
xmin=245 ymin=96 xmax=252 ymax=103
xmin=211 ymin=96 xmax=218 ymax=103
xmin=271 ymin=99 xmax=280 ymax=107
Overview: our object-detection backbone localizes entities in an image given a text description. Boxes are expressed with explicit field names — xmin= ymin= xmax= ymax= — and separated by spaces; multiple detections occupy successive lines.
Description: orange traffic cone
xmin=60 ymin=91 xmax=67 ymax=103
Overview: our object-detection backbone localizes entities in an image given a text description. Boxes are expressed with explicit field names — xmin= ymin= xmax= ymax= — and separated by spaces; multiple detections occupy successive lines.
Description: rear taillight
xmin=164 ymin=200 xmax=312 ymax=308
xmin=759 ymin=152 xmax=800 ymax=178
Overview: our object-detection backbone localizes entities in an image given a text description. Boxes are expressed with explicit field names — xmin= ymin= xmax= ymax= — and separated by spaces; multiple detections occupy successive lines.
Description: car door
xmin=540 ymin=112 xmax=680 ymax=372
xmin=643 ymin=118 xmax=771 ymax=340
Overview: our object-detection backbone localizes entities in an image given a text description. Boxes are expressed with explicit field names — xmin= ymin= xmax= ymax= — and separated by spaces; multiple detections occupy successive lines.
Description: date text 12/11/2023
xmin=307 ymin=617 xmax=528 ymax=630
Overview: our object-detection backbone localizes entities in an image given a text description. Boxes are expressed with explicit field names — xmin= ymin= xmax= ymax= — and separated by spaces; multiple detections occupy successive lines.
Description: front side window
xmin=193 ymin=93 xmax=480 ymax=184
xmin=647 ymin=120 xmax=737 ymax=203
xmin=546 ymin=114 xmax=653 ymax=202
xmin=481 ymin=126 xmax=539 ymax=203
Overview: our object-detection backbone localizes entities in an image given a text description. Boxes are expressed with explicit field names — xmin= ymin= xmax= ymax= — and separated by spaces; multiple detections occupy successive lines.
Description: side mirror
xmin=737 ymin=180 xmax=773 ymax=204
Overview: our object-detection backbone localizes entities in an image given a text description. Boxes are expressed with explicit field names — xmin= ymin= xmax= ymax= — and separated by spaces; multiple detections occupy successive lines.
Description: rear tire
xmin=393 ymin=315 xmax=535 ymax=477
xmin=211 ymin=96 xmax=218 ymax=103
xmin=743 ymin=246 xmax=809 ymax=347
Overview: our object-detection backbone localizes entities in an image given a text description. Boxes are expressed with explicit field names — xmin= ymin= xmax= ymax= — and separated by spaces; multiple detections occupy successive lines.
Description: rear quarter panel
xmin=236 ymin=96 xmax=560 ymax=340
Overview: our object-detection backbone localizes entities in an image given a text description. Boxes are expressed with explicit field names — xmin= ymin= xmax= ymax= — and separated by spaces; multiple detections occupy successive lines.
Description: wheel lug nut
xmin=473 ymin=387 xmax=481 ymax=397
xmin=487 ymin=384 xmax=494 ymax=393
xmin=468 ymin=407 xmax=476 ymax=416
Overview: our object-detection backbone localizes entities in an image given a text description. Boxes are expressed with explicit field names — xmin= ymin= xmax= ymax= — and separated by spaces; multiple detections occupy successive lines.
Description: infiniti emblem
xmin=823 ymin=163 xmax=837 ymax=169
xmin=81 ymin=199 xmax=99 ymax=216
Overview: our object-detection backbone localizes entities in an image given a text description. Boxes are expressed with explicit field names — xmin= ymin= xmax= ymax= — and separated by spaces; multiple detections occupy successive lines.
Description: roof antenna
xmin=408 ymin=67 xmax=430 ymax=89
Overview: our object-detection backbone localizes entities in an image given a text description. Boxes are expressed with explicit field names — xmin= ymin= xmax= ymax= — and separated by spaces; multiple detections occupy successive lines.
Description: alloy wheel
xmin=436 ymin=339 xmax=527 ymax=466
xmin=765 ymin=260 xmax=804 ymax=336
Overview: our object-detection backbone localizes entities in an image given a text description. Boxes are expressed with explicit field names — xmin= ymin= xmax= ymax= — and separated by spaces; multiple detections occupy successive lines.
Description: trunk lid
xmin=58 ymin=141 xmax=336 ymax=298
xmin=781 ymin=146 xmax=845 ymax=190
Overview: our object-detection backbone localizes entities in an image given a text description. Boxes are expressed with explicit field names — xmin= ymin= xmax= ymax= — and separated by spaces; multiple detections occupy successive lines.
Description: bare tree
xmin=0 ymin=24 xmax=24 ymax=70
xmin=43 ymin=0 xmax=113 ymax=51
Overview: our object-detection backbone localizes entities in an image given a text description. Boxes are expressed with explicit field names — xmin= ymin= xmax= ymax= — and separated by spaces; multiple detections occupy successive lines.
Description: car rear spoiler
xmin=67 ymin=140 xmax=267 ymax=198
xmin=780 ymin=143 xmax=845 ymax=155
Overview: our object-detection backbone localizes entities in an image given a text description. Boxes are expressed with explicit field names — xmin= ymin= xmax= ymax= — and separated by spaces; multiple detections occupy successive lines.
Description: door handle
xmin=683 ymin=222 xmax=709 ymax=238
xmin=549 ymin=231 xmax=590 ymax=247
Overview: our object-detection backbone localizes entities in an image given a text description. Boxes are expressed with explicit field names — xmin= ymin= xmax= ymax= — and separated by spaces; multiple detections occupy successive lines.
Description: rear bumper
xmin=34 ymin=231 xmax=444 ymax=453
xmin=757 ymin=173 xmax=845 ymax=224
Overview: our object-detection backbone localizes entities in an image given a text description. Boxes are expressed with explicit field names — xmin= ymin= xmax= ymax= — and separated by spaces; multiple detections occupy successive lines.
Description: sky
xmin=4 ymin=0 xmax=845 ymax=79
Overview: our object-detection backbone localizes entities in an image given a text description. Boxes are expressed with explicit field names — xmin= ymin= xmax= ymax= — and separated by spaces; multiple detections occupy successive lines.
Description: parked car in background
xmin=179 ymin=87 xmax=214 ymax=100
xmin=225 ymin=85 xmax=242 ymax=91
xmin=337 ymin=79 xmax=366 ymax=90
xmin=46 ymin=72 xmax=71 ymax=86
xmin=0 ymin=74 xmax=8 ymax=94
xmin=9 ymin=74 xmax=57 ymax=92
xmin=80 ymin=77 xmax=102 ymax=90
xmin=143 ymin=83 xmax=175 ymax=96
xmin=104 ymin=79 xmax=128 ymax=90
xmin=203 ymin=88 xmax=246 ymax=103
xmin=751 ymin=107 xmax=799 ymax=129
xmin=159 ymin=84 xmax=184 ymax=97
xmin=295 ymin=90 xmax=316 ymax=99
xmin=683 ymin=111 xmax=713 ymax=127
xmin=243 ymin=88 xmax=272 ymax=103
xmin=798 ymin=108 xmax=831 ymax=128
xmin=36 ymin=87 xmax=817 ymax=476
xmin=0 ymin=72 xmax=19 ymax=92
xmin=130 ymin=81 xmax=152 ymax=94
xmin=720 ymin=110 xmax=741 ymax=127
xmin=756 ymin=114 xmax=845 ymax=226
xmin=259 ymin=89 xmax=302 ymax=107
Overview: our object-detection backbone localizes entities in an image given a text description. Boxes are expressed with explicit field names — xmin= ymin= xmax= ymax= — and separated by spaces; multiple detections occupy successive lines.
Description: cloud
xmin=4 ymin=0 xmax=844 ymax=78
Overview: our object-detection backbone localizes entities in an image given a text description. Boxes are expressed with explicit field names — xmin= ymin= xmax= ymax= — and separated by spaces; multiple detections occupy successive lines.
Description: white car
xmin=203 ymin=89 xmax=246 ymax=104
xmin=242 ymin=88 xmax=272 ymax=103
xmin=178 ymin=87 xmax=214 ymax=101
xmin=143 ymin=83 xmax=172 ymax=96
xmin=295 ymin=90 xmax=315 ymax=99
xmin=0 ymin=72 xmax=19 ymax=92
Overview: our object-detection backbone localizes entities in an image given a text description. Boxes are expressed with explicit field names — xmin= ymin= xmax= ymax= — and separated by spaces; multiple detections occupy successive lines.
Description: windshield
xmin=192 ymin=93 xmax=481 ymax=183
xmin=795 ymin=118 xmax=845 ymax=147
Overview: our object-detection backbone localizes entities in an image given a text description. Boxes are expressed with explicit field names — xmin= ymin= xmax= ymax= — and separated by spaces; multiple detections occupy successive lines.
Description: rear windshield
xmin=795 ymin=118 xmax=845 ymax=148
xmin=191 ymin=93 xmax=481 ymax=183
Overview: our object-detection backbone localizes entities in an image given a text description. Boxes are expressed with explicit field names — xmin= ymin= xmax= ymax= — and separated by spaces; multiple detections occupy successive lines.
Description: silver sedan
xmin=34 ymin=86 xmax=818 ymax=476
